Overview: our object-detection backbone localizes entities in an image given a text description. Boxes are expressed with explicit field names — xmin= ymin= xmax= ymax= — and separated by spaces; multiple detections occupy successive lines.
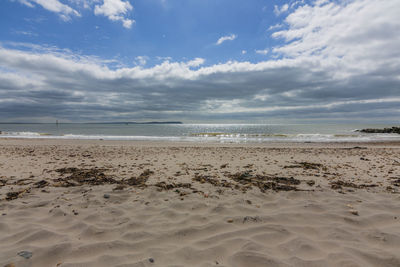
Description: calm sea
xmin=0 ymin=123 xmax=399 ymax=143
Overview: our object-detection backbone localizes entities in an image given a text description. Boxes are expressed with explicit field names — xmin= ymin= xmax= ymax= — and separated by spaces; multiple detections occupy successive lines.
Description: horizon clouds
xmin=0 ymin=0 xmax=399 ymax=122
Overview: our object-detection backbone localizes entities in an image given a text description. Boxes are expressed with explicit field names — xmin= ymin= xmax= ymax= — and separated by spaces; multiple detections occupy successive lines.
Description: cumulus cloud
xmin=272 ymin=0 xmax=400 ymax=77
xmin=68 ymin=0 xmax=100 ymax=9
xmin=216 ymin=34 xmax=237 ymax=45
xmin=255 ymin=49 xmax=268 ymax=55
xmin=134 ymin=56 xmax=148 ymax=66
xmin=268 ymin=23 xmax=283 ymax=31
xmin=1 ymin=0 xmax=400 ymax=122
xmin=17 ymin=0 xmax=81 ymax=21
xmin=274 ymin=4 xmax=289 ymax=16
xmin=14 ymin=0 xmax=135 ymax=28
xmin=94 ymin=0 xmax=134 ymax=29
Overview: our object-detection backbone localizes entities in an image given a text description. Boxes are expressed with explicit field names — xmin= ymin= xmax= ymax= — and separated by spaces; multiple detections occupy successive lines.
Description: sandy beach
xmin=1 ymin=139 xmax=400 ymax=267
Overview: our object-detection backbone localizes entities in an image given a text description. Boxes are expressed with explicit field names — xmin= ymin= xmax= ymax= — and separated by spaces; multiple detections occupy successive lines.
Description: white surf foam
xmin=1 ymin=131 xmax=399 ymax=143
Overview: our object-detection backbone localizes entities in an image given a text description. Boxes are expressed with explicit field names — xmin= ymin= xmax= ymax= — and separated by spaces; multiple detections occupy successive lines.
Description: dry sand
xmin=0 ymin=139 xmax=400 ymax=267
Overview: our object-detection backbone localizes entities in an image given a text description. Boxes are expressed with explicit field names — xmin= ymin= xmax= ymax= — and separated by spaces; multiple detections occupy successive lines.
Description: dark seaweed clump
xmin=125 ymin=169 xmax=154 ymax=187
xmin=284 ymin=162 xmax=324 ymax=170
xmin=228 ymin=172 xmax=301 ymax=192
xmin=54 ymin=167 xmax=118 ymax=187
xmin=193 ymin=174 xmax=235 ymax=188
xmin=330 ymin=180 xmax=378 ymax=190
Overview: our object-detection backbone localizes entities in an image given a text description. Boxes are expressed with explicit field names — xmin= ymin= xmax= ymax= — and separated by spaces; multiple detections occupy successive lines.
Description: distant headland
xmin=90 ymin=121 xmax=183 ymax=125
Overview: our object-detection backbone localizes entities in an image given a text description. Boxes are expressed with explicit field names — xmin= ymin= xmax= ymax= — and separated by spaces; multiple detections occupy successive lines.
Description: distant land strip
xmin=0 ymin=121 xmax=183 ymax=125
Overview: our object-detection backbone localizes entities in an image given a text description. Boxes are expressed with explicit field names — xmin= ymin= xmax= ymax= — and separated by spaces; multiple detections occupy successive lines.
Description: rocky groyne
xmin=359 ymin=126 xmax=400 ymax=134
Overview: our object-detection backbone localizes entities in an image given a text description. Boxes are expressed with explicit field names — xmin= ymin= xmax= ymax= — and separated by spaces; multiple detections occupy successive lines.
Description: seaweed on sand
xmin=228 ymin=172 xmax=301 ymax=192
xmin=54 ymin=167 xmax=118 ymax=187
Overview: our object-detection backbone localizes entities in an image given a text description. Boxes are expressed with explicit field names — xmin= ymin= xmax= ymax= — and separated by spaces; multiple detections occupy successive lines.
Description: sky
xmin=0 ymin=0 xmax=399 ymax=123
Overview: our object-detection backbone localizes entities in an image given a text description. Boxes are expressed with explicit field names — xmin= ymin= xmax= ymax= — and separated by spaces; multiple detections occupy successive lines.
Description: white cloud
xmin=68 ymin=0 xmax=100 ymax=9
xmin=255 ymin=49 xmax=268 ymax=55
xmin=216 ymin=34 xmax=237 ymax=45
xmin=274 ymin=4 xmax=289 ymax=16
xmin=1 ymin=0 xmax=400 ymax=122
xmin=268 ymin=23 xmax=283 ymax=31
xmin=18 ymin=0 xmax=81 ymax=21
xmin=68 ymin=0 xmax=98 ymax=9
xmin=14 ymin=30 xmax=38 ymax=37
xmin=241 ymin=50 xmax=247 ymax=54
xmin=271 ymin=0 xmax=400 ymax=78
xmin=15 ymin=0 xmax=135 ymax=27
xmin=156 ymin=56 xmax=172 ymax=62
xmin=290 ymin=0 xmax=305 ymax=9
xmin=94 ymin=0 xmax=134 ymax=29
xmin=135 ymin=56 xmax=148 ymax=66
xmin=17 ymin=0 xmax=35 ymax=8
xmin=186 ymin=58 xmax=205 ymax=68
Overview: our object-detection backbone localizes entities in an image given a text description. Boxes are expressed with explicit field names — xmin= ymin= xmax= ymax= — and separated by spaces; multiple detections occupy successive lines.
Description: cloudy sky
xmin=0 ymin=0 xmax=399 ymax=123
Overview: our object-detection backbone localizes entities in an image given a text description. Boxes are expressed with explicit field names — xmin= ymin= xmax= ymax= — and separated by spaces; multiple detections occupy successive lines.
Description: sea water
xmin=0 ymin=123 xmax=399 ymax=143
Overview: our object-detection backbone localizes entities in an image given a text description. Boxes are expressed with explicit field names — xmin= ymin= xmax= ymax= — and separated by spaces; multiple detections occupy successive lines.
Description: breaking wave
xmin=1 ymin=131 xmax=399 ymax=143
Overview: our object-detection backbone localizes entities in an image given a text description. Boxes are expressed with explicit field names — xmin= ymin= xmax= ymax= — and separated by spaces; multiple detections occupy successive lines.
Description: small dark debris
xmin=243 ymin=216 xmax=262 ymax=223
xmin=126 ymin=176 xmax=147 ymax=187
xmin=17 ymin=251 xmax=32 ymax=259
xmin=344 ymin=146 xmax=367 ymax=150
xmin=34 ymin=180 xmax=49 ymax=188
xmin=193 ymin=174 xmax=234 ymax=188
xmin=113 ymin=184 xmax=126 ymax=191
xmin=140 ymin=169 xmax=154 ymax=178
xmin=243 ymin=164 xmax=254 ymax=168
xmin=330 ymin=180 xmax=378 ymax=190
xmin=306 ymin=180 xmax=315 ymax=186
xmin=6 ymin=189 xmax=28 ymax=201
xmin=154 ymin=181 xmax=192 ymax=191
xmin=273 ymin=177 xmax=301 ymax=185
xmin=14 ymin=179 xmax=33 ymax=186
xmin=391 ymin=179 xmax=400 ymax=187
xmin=284 ymin=162 xmax=323 ymax=170
xmin=216 ymin=188 xmax=224 ymax=195
xmin=149 ymin=258 xmax=154 ymax=263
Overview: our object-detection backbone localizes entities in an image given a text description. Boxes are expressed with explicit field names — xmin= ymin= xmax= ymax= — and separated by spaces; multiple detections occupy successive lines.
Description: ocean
xmin=0 ymin=123 xmax=399 ymax=143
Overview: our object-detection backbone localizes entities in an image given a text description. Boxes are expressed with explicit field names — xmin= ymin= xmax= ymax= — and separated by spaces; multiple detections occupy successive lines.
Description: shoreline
xmin=1 ymin=137 xmax=400 ymax=147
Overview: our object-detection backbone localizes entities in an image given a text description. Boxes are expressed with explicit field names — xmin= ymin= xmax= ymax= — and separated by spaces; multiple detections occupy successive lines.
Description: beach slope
xmin=1 ymin=139 xmax=400 ymax=267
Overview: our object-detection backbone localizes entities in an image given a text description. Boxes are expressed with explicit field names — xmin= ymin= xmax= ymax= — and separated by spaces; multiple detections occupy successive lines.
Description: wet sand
xmin=1 ymin=139 xmax=400 ymax=267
